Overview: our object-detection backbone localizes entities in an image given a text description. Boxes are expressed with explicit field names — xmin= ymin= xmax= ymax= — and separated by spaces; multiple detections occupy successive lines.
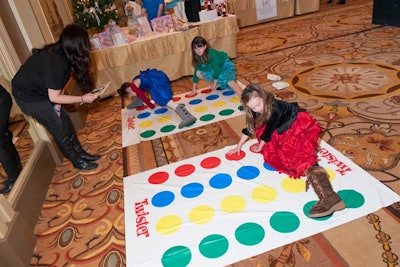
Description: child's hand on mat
xmin=227 ymin=146 xmax=241 ymax=156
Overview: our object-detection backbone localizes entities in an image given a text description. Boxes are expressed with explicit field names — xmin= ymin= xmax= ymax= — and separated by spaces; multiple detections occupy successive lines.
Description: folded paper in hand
xmin=92 ymin=82 xmax=111 ymax=96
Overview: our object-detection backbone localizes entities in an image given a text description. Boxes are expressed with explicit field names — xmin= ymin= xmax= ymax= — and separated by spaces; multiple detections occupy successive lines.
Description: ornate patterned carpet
xmin=1 ymin=0 xmax=399 ymax=266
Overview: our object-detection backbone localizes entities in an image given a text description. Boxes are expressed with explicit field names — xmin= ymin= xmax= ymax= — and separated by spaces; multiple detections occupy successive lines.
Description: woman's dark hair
xmin=117 ymin=82 xmax=130 ymax=97
xmin=33 ymin=24 xmax=93 ymax=93
xmin=191 ymin=36 xmax=210 ymax=67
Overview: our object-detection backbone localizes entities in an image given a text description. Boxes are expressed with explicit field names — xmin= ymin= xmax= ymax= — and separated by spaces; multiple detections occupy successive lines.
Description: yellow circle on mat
xmin=251 ymin=185 xmax=278 ymax=203
xmin=139 ymin=120 xmax=153 ymax=128
xmin=229 ymin=96 xmax=240 ymax=103
xmin=157 ymin=115 xmax=172 ymax=123
xmin=281 ymin=177 xmax=306 ymax=193
xmin=221 ymin=195 xmax=246 ymax=213
xmin=188 ymin=205 xmax=215 ymax=224
xmin=156 ymin=215 xmax=182 ymax=235
xmin=326 ymin=168 xmax=336 ymax=181
xmin=212 ymin=101 xmax=226 ymax=108
xmin=194 ymin=106 xmax=208 ymax=113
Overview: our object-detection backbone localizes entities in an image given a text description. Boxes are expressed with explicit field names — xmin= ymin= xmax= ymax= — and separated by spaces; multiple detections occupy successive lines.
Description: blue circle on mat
xmin=263 ymin=162 xmax=276 ymax=171
xmin=209 ymin=173 xmax=232 ymax=189
xmin=137 ymin=112 xmax=151 ymax=119
xmin=152 ymin=191 xmax=175 ymax=207
xmin=181 ymin=182 xmax=204 ymax=198
xmin=189 ymin=99 xmax=202 ymax=105
xmin=155 ymin=107 xmax=168 ymax=114
xmin=237 ymin=166 xmax=260 ymax=180
xmin=206 ymin=94 xmax=219 ymax=101
xmin=222 ymin=90 xmax=235 ymax=96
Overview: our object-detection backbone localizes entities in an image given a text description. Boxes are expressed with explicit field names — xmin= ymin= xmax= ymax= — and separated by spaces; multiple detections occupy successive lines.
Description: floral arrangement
xmin=71 ymin=0 xmax=121 ymax=32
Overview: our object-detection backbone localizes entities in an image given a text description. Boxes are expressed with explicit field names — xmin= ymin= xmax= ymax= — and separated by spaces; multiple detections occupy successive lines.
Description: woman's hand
xmin=53 ymin=104 xmax=62 ymax=117
xmin=81 ymin=93 xmax=98 ymax=104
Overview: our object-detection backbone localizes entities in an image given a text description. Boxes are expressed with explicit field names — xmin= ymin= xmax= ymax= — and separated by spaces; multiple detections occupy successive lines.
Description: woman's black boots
xmin=58 ymin=136 xmax=98 ymax=170
xmin=69 ymin=134 xmax=101 ymax=161
xmin=0 ymin=130 xmax=22 ymax=194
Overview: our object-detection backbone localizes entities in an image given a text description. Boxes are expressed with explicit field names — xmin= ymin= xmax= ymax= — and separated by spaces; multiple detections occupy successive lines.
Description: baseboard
xmin=0 ymin=140 xmax=56 ymax=266
xmin=8 ymin=140 xmax=56 ymax=225
xmin=0 ymin=212 xmax=36 ymax=267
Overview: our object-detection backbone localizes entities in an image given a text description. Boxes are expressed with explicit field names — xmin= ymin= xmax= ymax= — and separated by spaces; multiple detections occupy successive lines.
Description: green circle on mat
xmin=141 ymin=130 xmax=156 ymax=138
xmin=235 ymin=222 xmax=265 ymax=246
xmin=199 ymin=234 xmax=229 ymax=258
xmin=160 ymin=125 xmax=176 ymax=133
xmin=270 ymin=212 xmax=300 ymax=233
xmin=161 ymin=246 xmax=191 ymax=267
xmin=200 ymin=114 xmax=215 ymax=121
xmin=338 ymin=189 xmax=365 ymax=208
xmin=219 ymin=109 xmax=234 ymax=116
xmin=303 ymin=201 xmax=332 ymax=221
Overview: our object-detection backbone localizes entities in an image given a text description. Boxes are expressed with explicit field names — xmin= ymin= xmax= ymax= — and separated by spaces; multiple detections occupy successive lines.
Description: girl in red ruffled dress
xmin=227 ymin=84 xmax=346 ymax=218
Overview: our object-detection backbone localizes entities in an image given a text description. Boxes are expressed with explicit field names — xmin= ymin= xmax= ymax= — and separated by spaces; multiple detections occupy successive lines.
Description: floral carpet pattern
xmin=0 ymin=0 xmax=398 ymax=266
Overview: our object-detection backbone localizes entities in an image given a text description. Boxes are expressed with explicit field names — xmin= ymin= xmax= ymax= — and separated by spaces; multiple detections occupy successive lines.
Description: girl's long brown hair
xmin=241 ymin=84 xmax=274 ymax=135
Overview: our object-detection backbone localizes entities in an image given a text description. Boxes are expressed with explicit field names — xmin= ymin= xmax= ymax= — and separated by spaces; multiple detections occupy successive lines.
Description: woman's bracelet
xmin=80 ymin=95 xmax=84 ymax=104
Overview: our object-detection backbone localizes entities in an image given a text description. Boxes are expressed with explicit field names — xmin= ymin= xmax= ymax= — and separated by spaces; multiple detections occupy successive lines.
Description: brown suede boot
xmin=305 ymin=166 xmax=346 ymax=218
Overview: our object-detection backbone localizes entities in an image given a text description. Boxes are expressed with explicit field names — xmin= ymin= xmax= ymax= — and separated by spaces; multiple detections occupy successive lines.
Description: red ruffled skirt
xmin=255 ymin=112 xmax=321 ymax=178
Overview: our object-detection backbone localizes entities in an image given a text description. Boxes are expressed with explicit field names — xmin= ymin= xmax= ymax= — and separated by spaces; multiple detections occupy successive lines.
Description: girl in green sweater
xmin=189 ymin=36 xmax=243 ymax=96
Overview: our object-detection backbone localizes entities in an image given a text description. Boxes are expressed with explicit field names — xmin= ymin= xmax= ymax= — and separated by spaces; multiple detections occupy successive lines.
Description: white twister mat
xmin=123 ymin=140 xmax=400 ymax=267
xmin=121 ymin=86 xmax=245 ymax=147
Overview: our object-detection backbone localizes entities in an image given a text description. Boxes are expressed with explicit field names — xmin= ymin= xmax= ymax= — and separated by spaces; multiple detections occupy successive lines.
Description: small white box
xmin=199 ymin=10 xmax=218 ymax=22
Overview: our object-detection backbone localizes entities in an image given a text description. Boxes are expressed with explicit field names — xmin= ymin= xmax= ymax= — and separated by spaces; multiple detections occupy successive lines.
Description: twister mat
xmin=121 ymin=87 xmax=243 ymax=147
xmin=123 ymin=141 xmax=400 ymax=267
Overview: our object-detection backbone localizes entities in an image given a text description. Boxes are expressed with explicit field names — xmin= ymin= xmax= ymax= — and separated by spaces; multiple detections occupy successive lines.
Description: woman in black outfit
xmin=12 ymin=24 xmax=100 ymax=171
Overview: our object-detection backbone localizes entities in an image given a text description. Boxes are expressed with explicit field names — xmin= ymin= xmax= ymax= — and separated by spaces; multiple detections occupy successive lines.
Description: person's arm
xmin=210 ymin=80 xmax=218 ymax=90
xmin=48 ymin=88 xmax=98 ymax=105
xmin=189 ymin=82 xmax=198 ymax=96
xmin=141 ymin=7 xmax=147 ymax=18
xmin=157 ymin=2 xmax=164 ymax=17
xmin=135 ymin=88 xmax=155 ymax=109
xmin=190 ymin=66 xmax=200 ymax=96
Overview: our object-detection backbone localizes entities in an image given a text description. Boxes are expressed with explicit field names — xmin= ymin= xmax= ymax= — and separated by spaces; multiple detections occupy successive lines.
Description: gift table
xmin=90 ymin=15 xmax=239 ymax=99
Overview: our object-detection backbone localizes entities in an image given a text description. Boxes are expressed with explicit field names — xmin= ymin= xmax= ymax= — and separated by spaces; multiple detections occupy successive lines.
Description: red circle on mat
xmin=175 ymin=164 xmax=195 ymax=177
xmin=172 ymin=96 xmax=181 ymax=102
xmin=136 ymin=106 xmax=148 ymax=111
xmin=200 ymin=156 xmax=221 ymax=169
xmin=148 ymin=171 xmax=169 ymax=184
xmin=225 ymin=150 xmax=246 ymax=161
xmin=185 ymin=93 xmax=197 ymax=98
xmin=200 ymin=88 xmax=212 ymax=94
